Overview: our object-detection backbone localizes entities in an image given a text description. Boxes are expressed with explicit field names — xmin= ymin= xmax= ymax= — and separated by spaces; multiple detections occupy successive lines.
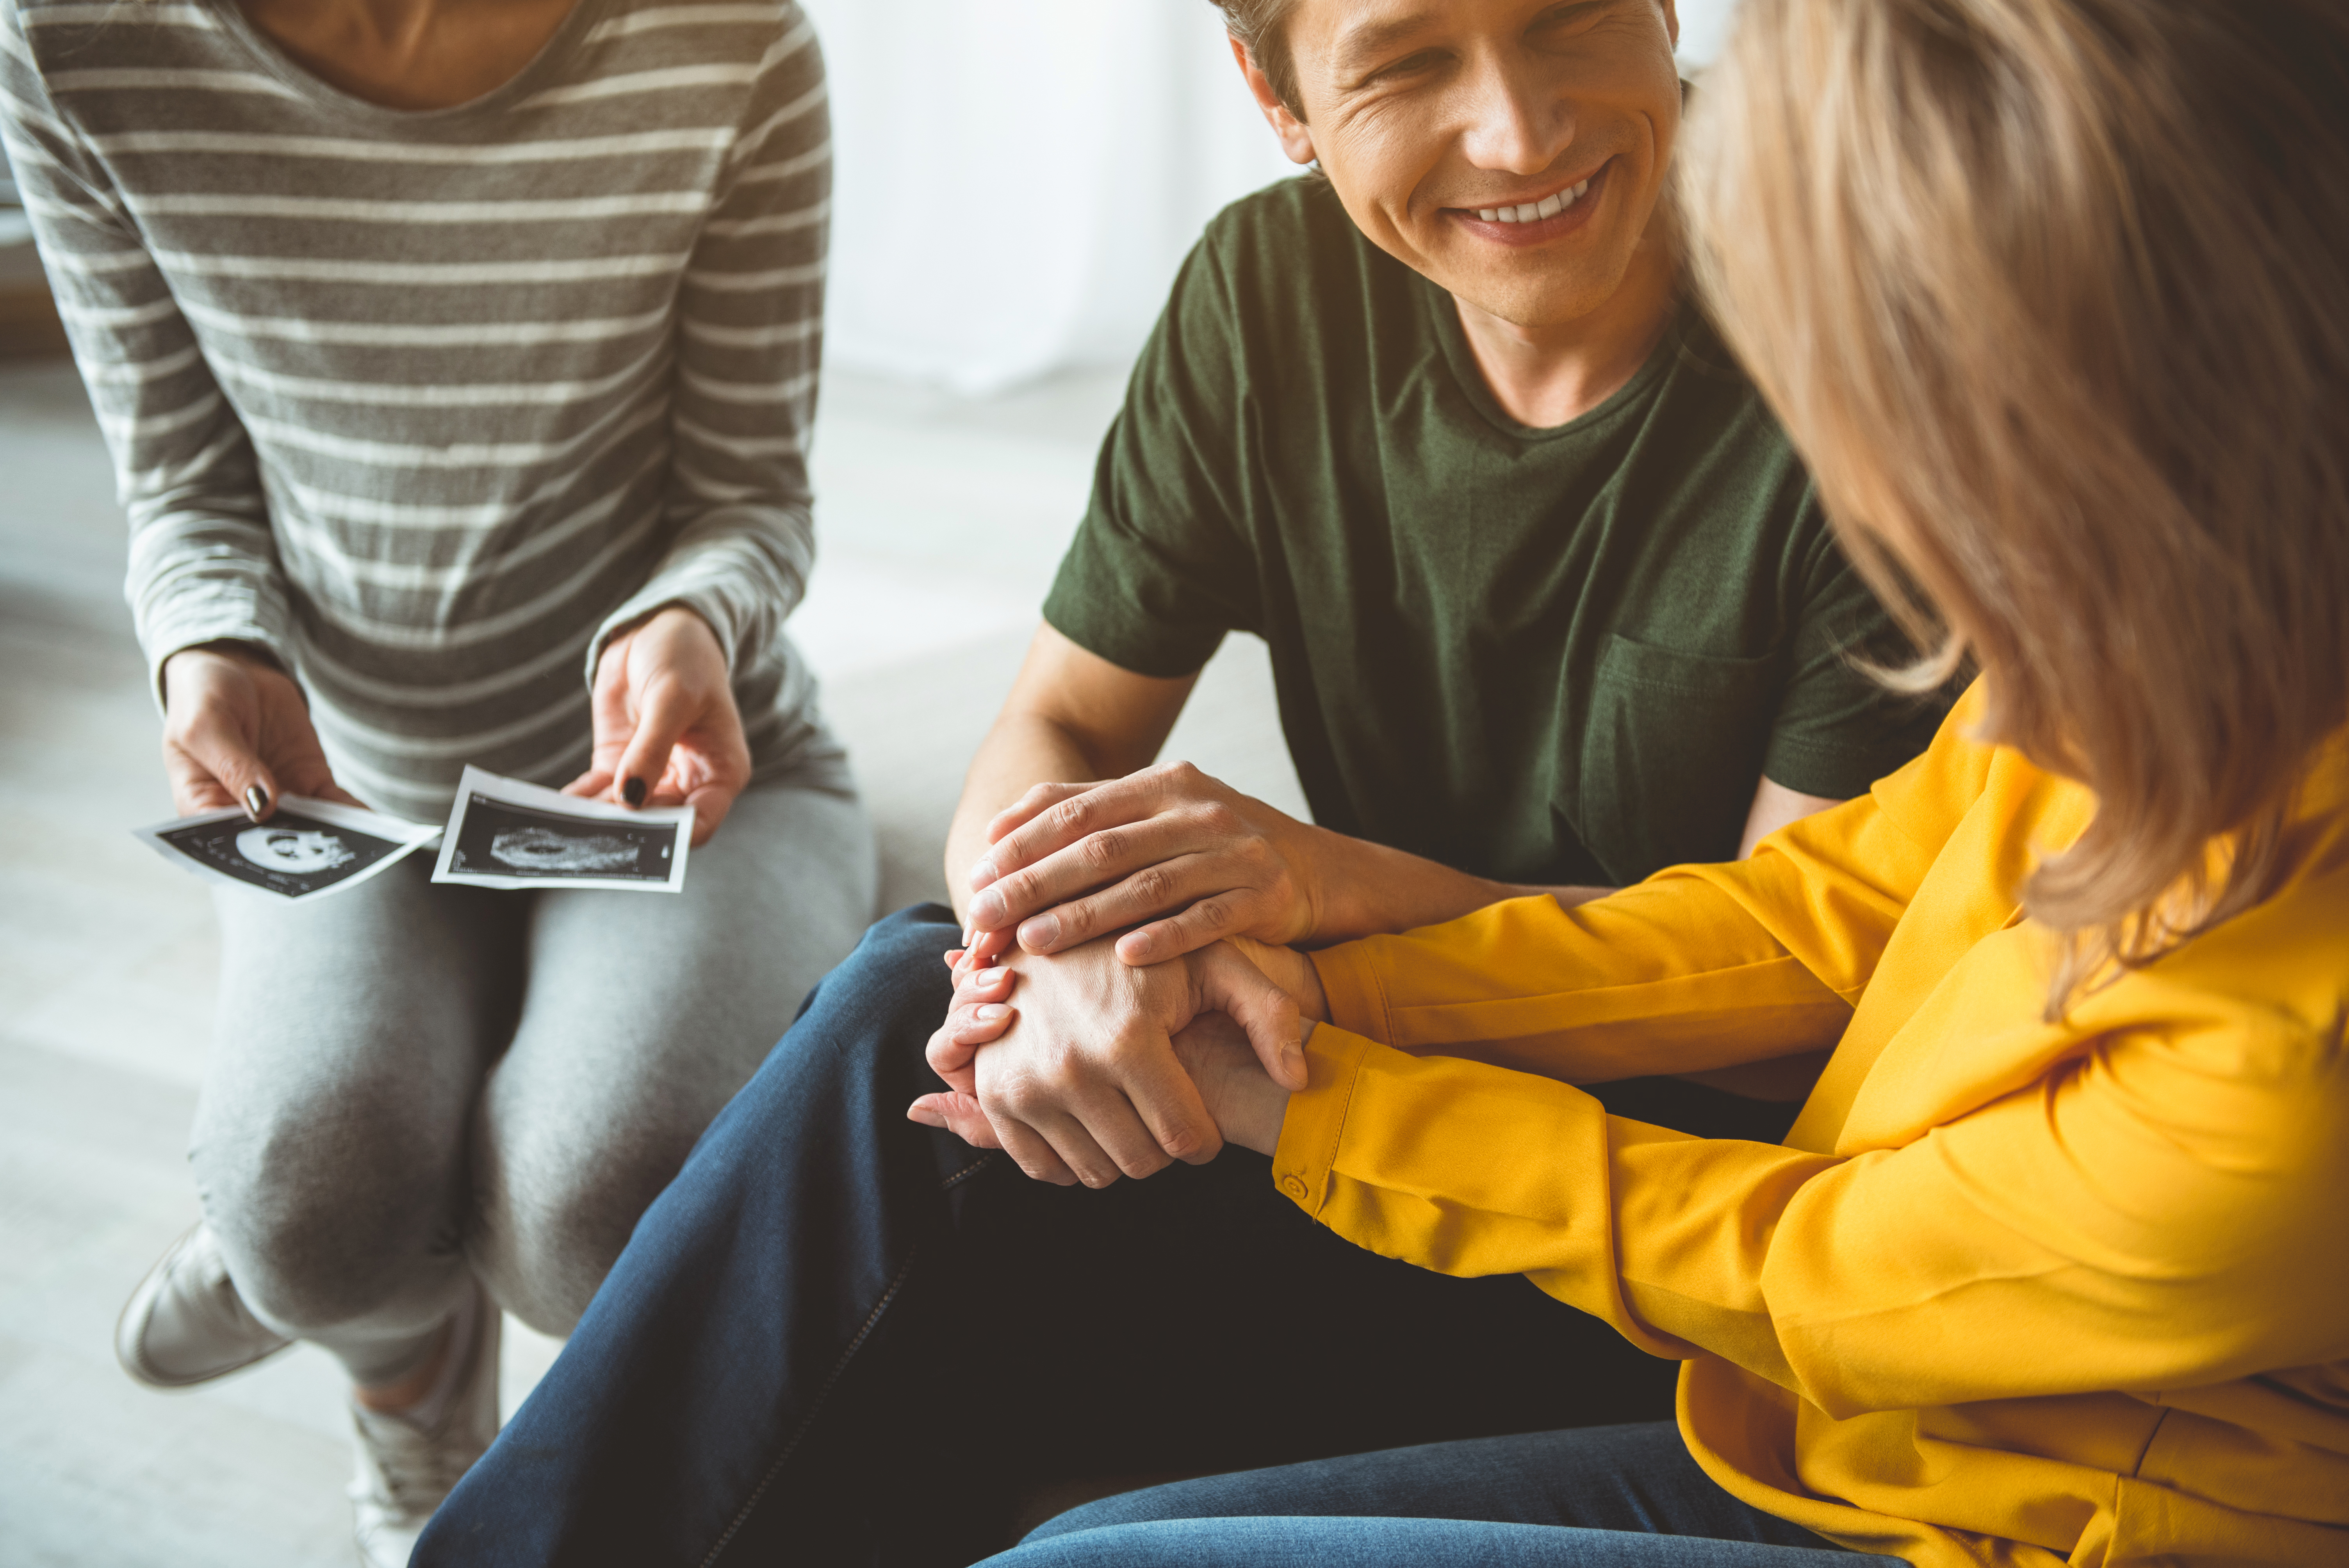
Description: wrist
xmin=1289 ymin=822 xmax=1355 ymax=943
xmin=167 ymin=640 xmax=284 ymax=678
xmin=1235 ymin=1080 xmax=1290 ymax=1156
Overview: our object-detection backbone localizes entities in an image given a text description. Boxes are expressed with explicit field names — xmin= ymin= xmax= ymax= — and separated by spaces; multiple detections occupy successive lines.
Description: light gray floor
xmin=0 ymin=354 xmax=1303 ymax=1565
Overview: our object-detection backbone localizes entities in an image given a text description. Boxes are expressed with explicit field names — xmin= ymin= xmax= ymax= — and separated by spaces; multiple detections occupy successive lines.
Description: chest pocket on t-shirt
xmin=1574 ymin=634 xmax=1778 ymax=886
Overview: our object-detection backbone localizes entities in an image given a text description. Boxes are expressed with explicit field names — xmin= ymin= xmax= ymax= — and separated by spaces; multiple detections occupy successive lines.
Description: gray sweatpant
xmin=188 ymin=772 xmax=877 ymax=1385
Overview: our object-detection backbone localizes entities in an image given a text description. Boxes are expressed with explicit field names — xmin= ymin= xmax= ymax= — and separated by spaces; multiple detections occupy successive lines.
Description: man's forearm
xmin=1300 ymin=825 xmax=1608 ymax=946
xmin=944 ymin=713 xmax=1109 ymax=923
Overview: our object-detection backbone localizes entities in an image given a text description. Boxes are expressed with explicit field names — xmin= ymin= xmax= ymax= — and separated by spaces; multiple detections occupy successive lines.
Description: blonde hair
xmin=1679 ymin=0 xmax=2349 ymax=1014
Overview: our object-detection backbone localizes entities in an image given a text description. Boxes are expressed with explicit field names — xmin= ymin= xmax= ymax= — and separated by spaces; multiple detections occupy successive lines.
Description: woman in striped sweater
xmin=0 ymin=0 xmax=874 ymax=1556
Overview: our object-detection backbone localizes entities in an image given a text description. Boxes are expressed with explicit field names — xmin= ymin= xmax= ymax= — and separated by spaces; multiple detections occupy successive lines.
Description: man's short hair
xmin=1207 ymin=0 xmax=1306 ymax=119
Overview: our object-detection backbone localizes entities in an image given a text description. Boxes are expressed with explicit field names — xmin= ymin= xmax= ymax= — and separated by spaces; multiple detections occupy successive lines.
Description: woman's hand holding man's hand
xmin=160 ymin=643 xmax=359 ymax=821
xmin=566 ymin=605 xmax=748 ymax=848
xmin=907 ymin=935 xmax=1324 ymax=1178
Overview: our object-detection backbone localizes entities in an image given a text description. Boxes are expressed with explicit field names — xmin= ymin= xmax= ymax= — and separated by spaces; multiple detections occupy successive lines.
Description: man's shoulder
xmin=1191 ymin=173 xmax=1393 ymax=312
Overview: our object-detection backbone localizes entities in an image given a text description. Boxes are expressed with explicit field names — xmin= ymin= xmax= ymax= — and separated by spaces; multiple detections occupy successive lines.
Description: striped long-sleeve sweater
xmin=0 ymin=0 xmax=844 ymax=821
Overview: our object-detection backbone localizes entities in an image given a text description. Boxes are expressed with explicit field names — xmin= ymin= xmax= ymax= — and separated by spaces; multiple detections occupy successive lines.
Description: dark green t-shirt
xmin=1044 ymin=176 xmax=1944 ymax=889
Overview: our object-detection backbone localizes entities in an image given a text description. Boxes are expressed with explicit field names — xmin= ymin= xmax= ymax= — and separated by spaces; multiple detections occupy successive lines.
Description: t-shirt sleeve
xmin=1041 ymin=228 xmax=1261 ymax=679
xmin=1759 ymin=498 xmax=1952 ymax=799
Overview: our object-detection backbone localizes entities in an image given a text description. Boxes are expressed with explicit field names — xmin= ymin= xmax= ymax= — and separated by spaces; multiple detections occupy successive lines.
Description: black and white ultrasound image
xmin=158 ymin=810 xmax=404 ymax=897
xmin=447 ymin=794 xmax=675 ymax=884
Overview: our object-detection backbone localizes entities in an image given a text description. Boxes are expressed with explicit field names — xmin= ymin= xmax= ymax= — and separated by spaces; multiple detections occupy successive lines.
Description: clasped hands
xmin=908 ymin=764 xmax=1332 ymax=1186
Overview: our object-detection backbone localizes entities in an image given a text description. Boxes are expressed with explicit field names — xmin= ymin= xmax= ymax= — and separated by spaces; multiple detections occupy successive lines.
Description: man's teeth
xmin=1476 ymin=178 xmax=1592 ymax=224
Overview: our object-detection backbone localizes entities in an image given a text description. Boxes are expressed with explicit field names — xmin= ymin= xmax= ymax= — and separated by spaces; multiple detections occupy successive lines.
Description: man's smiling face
xmin=1262 ymin=0 xmax=1682 ymax=331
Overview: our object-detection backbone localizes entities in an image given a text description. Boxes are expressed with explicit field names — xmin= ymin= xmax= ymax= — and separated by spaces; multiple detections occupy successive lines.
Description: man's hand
xmin=965 ymin=762 xmax=1326 ymax=967
xmin=161 ymin=644 xmax=358 ymax=820
xmin=565 ymin=605 xmax=748 ymax=847
xmin=907 ymin=937 xmax=1308 ymax=1188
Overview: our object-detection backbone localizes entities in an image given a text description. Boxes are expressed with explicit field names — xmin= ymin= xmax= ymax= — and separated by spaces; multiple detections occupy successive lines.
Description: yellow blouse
xmin=1283 ymin=684 xmax=2349 ymax=1566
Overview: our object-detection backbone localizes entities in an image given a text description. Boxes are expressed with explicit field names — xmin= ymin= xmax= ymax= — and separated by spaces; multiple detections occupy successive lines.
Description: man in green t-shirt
xmin=416 ymin=5 xmax=1950 ymax=1560
xmin=926 ymin=2 xmax=1942 ymax=1180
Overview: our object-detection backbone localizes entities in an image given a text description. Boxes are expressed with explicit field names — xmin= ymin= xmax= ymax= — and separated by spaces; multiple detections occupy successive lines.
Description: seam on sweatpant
xmin=699 ymin=1154 xmax=1001 ymax=1566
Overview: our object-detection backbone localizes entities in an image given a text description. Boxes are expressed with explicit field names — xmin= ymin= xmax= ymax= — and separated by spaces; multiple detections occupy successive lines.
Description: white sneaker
xmin=115 ymin=1222 xmax=293 ymax=1388
xmin=348 ymin=1279 xmax=501 ymax=1568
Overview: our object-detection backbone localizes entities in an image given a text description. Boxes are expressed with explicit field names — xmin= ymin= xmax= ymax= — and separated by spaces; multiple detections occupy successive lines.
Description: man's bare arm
xmin=948 ymin=623 xmax=1593 ymax=947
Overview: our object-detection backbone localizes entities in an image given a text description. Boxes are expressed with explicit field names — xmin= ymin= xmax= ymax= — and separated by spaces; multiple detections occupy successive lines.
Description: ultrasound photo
xmin=431 ymin=766 xmax=691 ymax=893
xmin=134 ymin=798 xmax=441 ymax=901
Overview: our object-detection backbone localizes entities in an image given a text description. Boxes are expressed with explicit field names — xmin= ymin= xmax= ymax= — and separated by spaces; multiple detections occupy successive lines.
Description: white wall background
xmin=802 ymin=0 xmax=1741 ymax=392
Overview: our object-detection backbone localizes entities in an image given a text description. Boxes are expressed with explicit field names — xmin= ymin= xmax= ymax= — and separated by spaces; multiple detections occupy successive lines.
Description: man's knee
xmin=743 ymin=902 xmax=963 ymax=1109
xmin=810 ymin=903 xmax=961 ymax=1025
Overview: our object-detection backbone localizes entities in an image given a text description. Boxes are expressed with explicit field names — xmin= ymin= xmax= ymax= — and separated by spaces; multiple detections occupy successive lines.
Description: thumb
xmin=1192 ymin=943 xmax=1308 ymax=1092
xmin=175 ymin=708 xmax=281 ymax=821
xmin=611 ymin=674 xmax=698 ymax=808
xmin=907 ymin=1092 xmax=1004 ymax=1149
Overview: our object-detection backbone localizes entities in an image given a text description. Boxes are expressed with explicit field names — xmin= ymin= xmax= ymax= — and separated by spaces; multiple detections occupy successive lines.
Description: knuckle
xmin=1078 ymin=828 xmax=1124 ymax=874
xmin=1189 ymin=894 xmax=1235 ymax=934
xmin=1128 ymin=864 xmax=1176 ymax=909
xmin=1047 ymin=795 xmax=1095 ymax=838
xmin=1197 ymin=802 xmax=1243 ymax=837
xmin=1156 ymin=1125 xmax=1204 ymax=1162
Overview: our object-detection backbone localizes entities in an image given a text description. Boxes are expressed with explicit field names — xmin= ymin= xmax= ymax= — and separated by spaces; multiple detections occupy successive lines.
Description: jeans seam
xmin=941 ymin=1153 xmax=996 ymax=1190
xmin=697 ymin=1152 xmax=1000 ymax=1566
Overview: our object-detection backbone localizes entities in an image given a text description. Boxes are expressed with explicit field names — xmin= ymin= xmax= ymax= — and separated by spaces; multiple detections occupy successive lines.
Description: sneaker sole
xmin=115 ymin=1225 xmax=296 ymax=1390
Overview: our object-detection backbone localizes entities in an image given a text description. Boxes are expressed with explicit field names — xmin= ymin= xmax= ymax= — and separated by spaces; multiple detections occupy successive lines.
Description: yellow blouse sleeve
xmin=1274 ymin=868 xmax=2349 ymax=1417
xmin=1309 ymin=685 xmax=1994 ymax=1083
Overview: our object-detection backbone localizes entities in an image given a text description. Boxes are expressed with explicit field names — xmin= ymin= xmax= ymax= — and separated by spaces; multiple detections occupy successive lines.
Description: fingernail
xmin=966 ymin=858 xmax=995 ymax=891
xmin=622 ymin=777 xmax=647 ymax=807
xmin=243 ymin=784 xmax=268 ymax=818
xmin=970 ymin=890 xmax=1002 ymax=925
xmin=1023 ymin=916 xmax=1059 ymax=948
xmin=974 ymin=1004 xmax=1007 ymax=1021
xmin=975 ymin=967 xmax=1007 ymax=985
xmin=1286 ymin=1043 xmax=1306 ymax=1084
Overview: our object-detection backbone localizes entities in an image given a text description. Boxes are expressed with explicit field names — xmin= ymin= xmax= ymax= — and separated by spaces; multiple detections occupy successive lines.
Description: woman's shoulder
xmin=585 ymin=0 xmax=817 ymax=55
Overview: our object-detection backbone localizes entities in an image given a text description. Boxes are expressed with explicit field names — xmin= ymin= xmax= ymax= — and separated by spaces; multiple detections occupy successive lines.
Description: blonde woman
xmin=0 ymin=0 xmax=873 ymax=1559
xmin=882 ymin=0 xmax=2346 ymax=1563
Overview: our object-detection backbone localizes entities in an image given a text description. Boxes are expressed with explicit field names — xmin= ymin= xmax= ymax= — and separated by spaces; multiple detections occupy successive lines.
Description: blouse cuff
xmin=1307 ymin=942 xmax=1392 ymax=1044
xmin=1269 ymin=1020 xmax=1374 ymax=1219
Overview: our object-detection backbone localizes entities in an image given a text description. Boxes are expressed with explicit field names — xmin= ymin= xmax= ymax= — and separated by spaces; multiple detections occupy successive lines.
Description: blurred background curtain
xmin=799 ymin=0 xmax=1739 ymax=393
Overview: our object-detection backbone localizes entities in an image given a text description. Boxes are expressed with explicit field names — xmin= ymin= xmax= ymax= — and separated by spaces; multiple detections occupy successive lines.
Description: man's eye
xmin=1532 ymin=2 xmax=1607 ymax=35
xmin=1366 ymin=49 xmax=1446 ymax=83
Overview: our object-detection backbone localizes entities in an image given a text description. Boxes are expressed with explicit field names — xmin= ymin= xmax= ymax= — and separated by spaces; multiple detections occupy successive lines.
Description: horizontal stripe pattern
xmin=0 ymin=0 xmax=835 ymax=815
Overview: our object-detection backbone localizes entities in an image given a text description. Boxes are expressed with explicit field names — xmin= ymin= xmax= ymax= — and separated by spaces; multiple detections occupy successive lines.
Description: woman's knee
xmin=469 ymin=1108 xmax=680 ymax=1336
xmin=191 ymin=1106 xmax=462 ymax=1335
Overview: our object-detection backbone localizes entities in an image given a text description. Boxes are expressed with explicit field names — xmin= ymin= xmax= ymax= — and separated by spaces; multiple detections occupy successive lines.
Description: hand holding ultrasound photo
xmin=134 ymin=797 xmax=442 ymax=900
xmin=432 ymin=765 xmax=692 ymax=893
xmin=135 ymin=767 xmax=693 ymax=900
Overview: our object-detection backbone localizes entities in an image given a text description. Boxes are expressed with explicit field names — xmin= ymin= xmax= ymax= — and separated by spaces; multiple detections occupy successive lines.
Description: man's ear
xmin=1229 ymin=36 xmax=1316 ymax=166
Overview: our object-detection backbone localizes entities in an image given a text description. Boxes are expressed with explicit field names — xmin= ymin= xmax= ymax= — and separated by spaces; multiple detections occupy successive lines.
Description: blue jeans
xmin=419 ymin=908 xmax=1817 ymax=1568
xmin=986 ymin=1425 xmax=1896 ymax=1565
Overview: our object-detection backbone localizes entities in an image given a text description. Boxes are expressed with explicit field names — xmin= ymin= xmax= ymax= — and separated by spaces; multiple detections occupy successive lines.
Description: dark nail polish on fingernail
xmin=623 ymin=776 xmax=646 ymax=806
xmin=243 ymin=784 xmax=268 ymax=818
